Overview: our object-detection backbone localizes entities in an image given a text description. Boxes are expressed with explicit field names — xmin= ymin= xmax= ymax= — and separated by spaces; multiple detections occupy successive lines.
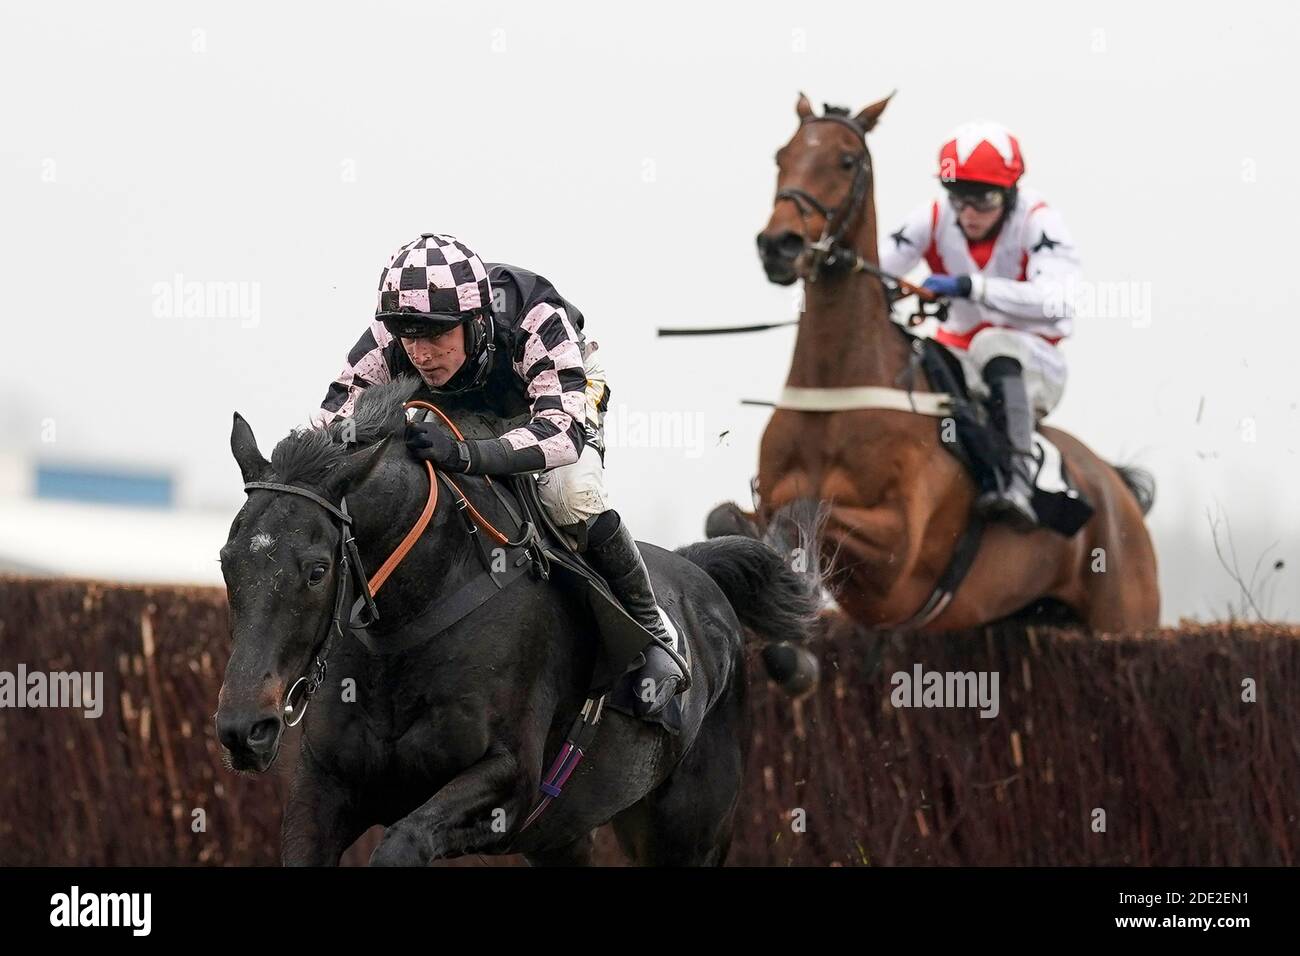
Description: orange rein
xmin=366 ymin=399 xmax=514 ymax=598
xmin=366 ymin=457 xmax=436 ymax=596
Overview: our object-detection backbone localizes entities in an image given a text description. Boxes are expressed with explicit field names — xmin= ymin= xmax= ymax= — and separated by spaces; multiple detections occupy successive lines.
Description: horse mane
xmin=269 ymin=376 xmax=421 ymax=484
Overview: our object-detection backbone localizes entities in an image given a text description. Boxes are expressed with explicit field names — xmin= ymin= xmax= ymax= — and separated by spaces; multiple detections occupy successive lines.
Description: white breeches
xmin=951 ymin=326 xmax=1067 ymax=418
xmin=536 ymin=443 xmax=610 ymax=527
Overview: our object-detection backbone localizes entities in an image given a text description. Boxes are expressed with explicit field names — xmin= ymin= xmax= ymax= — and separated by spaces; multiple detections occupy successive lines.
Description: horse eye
xmin=308 ymin=564 xmax=328 ymax=585
xmin=840 ymin=154 xmax=857 ymax=170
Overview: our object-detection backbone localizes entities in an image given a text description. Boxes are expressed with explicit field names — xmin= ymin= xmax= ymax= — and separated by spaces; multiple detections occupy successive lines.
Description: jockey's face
xmin=401 ymin=324 xmax=466 ymax=388
xmin=948 ymin=186 xmax=1007 ymax=243
xmin=957 ymin=204 xmax=1003 ymax=242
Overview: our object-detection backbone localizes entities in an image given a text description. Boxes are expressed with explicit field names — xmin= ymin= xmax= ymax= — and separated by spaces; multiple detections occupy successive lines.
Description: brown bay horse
xmin=717 ymin=93 xmax=1158 ymax=633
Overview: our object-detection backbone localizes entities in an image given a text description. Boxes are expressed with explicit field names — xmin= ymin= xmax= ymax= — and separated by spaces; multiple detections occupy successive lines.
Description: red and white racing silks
xmin=879 ymin=184 xmax=1082 ymax=349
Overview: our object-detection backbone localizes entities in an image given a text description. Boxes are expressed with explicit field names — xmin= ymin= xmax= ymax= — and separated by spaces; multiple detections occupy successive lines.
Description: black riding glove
xmin=404 ymin=422 xmax=470 ymax=473
xmin=405 ymin=422 xmax=543 ymax=475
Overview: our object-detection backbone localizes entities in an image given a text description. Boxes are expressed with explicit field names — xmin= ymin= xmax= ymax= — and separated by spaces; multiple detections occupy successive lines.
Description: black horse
xmin=215 ymin=379 xmax=817 ymax=866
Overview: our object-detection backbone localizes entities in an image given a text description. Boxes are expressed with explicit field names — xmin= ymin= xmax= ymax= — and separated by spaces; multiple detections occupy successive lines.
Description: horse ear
xmin=855 ymin=90 xmax=895 ymax=132
xmin=796 ymin=91 xmax=814 ymax=121
xmin=231 ymin=413 xmax=269 ymax=484
xmin=322 ymin=437 xmax=391 ymax=498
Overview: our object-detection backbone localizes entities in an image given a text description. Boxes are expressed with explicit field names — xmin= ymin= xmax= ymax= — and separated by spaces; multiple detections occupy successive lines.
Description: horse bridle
xmin=240 ymin=401 xmax=548 ymax=727
xmin=772 ymin=112 xmax=948 ymax=325
xmin=241 ymin=481 xmax=387 ymax=726
xmin=774 ymin=113 xmax=873 ymax=283
xmin=240 ymin=402 xmax=685 ymax=835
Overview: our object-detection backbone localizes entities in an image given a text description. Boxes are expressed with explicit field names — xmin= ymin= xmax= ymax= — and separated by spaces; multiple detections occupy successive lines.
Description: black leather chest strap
xmin=349 ymin=550 xmax=534 ymax=656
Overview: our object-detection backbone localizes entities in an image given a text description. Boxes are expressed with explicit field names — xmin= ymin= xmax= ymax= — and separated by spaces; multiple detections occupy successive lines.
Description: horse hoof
xmin=705 ymin=502 xmax=761 ymax=540
xmin=369 ymin=826 xmax=426 ymax=867
xmin=761 ymin=642 xmax=820 ymax=697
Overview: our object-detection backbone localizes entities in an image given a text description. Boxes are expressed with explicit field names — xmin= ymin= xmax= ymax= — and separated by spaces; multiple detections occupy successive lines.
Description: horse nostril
xmin=216 ymin=715 xmax=243 ymax=754
xmin=758 ymin=231 xmax=803 ymax=261
xmin=247 ymin=717 xmax=280 ymax=751
xmin=775 ymin=231 xmax=804 ymax=258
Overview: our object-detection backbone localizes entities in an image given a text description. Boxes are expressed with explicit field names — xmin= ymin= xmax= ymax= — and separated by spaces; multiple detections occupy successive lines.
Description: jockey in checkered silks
xmin=313 ymin=233 xmax=685 ymax=716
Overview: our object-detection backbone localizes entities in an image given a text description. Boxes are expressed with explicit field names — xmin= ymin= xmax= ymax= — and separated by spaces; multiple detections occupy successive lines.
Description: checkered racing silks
xmin=315 ymin=252 xmax=593 ymax=474
xmin=498 ymin=300 xmax=588 ymax=470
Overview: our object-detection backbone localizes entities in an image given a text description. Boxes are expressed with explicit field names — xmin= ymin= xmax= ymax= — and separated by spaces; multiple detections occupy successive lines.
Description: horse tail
xmin=1112 ymin=463 xmax=1156 ymax=516
xmin=675 ymin=535 xmax=821 ymax=696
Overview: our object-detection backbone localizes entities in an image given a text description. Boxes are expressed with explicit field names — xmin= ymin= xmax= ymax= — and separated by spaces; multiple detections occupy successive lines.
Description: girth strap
xmin=894 ymin=513 xmax=987 ymax=631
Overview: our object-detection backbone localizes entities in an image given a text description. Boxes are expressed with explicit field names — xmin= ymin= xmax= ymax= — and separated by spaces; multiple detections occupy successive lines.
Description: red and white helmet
xmin=938 ymin=121 xmax=1025 ymax=189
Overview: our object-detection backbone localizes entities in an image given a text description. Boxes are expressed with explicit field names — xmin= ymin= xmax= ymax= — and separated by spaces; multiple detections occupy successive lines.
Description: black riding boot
xmin=977 ymin=356 xmax=1039 ymax=531
xmin=585 ymin=510 xmax=686 ymax=717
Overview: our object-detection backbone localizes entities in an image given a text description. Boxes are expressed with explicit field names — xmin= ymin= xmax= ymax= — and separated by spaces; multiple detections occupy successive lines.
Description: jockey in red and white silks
xmin=879 ymin=121 xmax=1081 ymax=528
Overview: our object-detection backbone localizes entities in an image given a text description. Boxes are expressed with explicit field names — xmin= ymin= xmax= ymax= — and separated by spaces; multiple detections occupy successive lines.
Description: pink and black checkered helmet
xmin=376 ymin=233 xmax=496 ymax=392
xmin=375 ymin=233 xmax=493 ymax=335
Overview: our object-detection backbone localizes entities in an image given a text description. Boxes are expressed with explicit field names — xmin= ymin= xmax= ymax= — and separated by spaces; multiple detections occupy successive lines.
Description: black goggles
xmin=945 ymin=186 xmax=1006 ymax=213
xmin=378 ymin=311 xmax=473 ymax=340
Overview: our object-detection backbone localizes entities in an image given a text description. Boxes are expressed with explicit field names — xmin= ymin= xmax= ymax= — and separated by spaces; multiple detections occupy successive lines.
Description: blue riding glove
xmin=405 ymin=422 xmax=470 ymax=473
xmin=922 ymin=274 xmax=973 ymax=298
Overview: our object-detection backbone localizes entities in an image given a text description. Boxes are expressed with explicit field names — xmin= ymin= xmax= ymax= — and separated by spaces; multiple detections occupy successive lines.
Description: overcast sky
xmin=2 ymin=1 xmax=1297 ymax=623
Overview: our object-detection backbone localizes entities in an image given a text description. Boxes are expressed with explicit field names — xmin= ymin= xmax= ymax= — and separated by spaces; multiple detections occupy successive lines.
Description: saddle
xmin=911 ymin=334 xmax=1094 ymax=537
xmin=403 ymin=406 xmax=688 ymax=734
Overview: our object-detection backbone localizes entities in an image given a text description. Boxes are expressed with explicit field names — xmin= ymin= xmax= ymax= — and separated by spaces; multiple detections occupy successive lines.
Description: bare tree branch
xmin=1206 ymin=504 xmax=1271 ymax=622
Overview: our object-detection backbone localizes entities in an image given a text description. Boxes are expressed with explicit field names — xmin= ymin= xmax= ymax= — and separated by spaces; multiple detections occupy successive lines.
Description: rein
xmin=242 ymin=455 xmax=438 ymax=726
xmin=406 ymin=399 xmax=607 ymax=836
xmin=775 ymin=113 xmax=872 ymax=284
xmin=243 ymin=398 xmax=534 ymax=726
xmin=659 ymin=114 xmax=944 ymax=337
xmin=404 ymin=401 xmax=537 ymax=550
xmin=775 ymin=111 xmax=947 ymax=313
xmin=660 ymin=108 xmax=955 ymax=422
xmin=655 ymin=259 xmax=945 ymax=337
xmin=240 ymin=400 xmax=637 ymax=836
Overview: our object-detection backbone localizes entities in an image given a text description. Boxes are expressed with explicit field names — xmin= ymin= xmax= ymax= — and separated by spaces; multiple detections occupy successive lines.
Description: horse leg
xmin=1041 ymin=434 xmax=1160 ymax=631
xmin=611 ymin=685 xmax=746 ymax=866
xmin=522 ymin=830 xmax=595 ymax=867
xmin=281 ymin=751 xmax=364 ymax=866
xmin=368 ymin=751 xmax=525 ymax=866
xmin=1078 ymin=499 xmax=1160 ymax=631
